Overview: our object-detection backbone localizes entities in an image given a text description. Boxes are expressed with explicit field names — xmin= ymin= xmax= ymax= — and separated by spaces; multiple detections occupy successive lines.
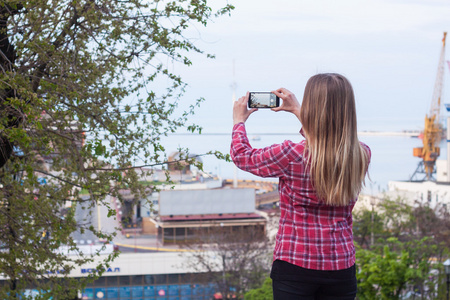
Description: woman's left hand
xmin=233 ymin=92 xmax=258 ymax=125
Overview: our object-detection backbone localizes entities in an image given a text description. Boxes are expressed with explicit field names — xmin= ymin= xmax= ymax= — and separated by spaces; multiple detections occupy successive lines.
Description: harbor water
xmin=160 ymin=131 xmax=448 ymax=195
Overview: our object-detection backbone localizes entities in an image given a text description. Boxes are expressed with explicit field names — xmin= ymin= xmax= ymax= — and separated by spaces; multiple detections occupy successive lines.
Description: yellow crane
xmin=411 ymin=32 xmax=447 ymax=181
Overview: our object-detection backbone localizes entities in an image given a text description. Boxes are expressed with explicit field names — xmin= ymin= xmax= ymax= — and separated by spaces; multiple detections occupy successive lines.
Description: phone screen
xmin=248 ymin=92 xmax=279 ymax=108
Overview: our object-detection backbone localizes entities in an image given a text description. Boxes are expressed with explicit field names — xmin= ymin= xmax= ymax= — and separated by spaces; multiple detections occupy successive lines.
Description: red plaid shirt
xmin=231 ymin=122 xmax=371 ymax=271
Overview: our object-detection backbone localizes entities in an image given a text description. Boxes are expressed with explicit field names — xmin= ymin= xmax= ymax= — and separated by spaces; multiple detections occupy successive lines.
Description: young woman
xmin=230 ymin=73 xmax=371 ymax=300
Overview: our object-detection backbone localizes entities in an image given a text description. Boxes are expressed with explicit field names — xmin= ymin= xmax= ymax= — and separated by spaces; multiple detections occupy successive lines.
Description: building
xmin=387 ymin=159 xmax=450 ymax=208
xmin=78 ymin=252 xmax=219 ymax=300
xmin=150 ymin=188 xmax=267 ymax=245
xmin=2 ymin=252 xmax=222 ymax=300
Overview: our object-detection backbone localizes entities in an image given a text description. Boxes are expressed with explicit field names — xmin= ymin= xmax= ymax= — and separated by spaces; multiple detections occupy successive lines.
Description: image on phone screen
xmin=249 ymin=92 xmax=279 ymax=108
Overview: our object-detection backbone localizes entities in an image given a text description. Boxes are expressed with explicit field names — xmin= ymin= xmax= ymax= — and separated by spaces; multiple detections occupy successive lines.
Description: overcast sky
xmin=170 ymin=0 xmax=450 ymax=133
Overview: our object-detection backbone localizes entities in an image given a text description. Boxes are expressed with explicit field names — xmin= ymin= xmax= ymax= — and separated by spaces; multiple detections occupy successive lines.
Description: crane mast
xmin=412 ymin=32 xmax=447 ymax=181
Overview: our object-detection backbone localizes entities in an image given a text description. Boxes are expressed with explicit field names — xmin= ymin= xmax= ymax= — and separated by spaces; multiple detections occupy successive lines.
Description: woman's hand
xmin=271 ymin=88 xmax=301 ymax=120
xmin=233 ymin=92 xmax=258 ymax=125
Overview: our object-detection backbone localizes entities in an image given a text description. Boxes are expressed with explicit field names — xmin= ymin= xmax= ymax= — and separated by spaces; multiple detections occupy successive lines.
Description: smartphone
xmin=248 ymin=92 xmax=280 ymax=108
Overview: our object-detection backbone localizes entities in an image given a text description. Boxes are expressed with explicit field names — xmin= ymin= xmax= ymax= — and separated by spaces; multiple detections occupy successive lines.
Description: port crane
xmin=411 ymin=32 xmax=447 ymax=181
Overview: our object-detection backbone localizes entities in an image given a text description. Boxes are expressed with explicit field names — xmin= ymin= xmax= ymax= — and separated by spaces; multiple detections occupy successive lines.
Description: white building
xmin=387 ymin=159 xmax=450 ymax=208
xmin=4 ymin=252 xmax=221 ymax=300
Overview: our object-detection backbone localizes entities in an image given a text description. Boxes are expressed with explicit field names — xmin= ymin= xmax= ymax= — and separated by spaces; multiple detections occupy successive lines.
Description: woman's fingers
xmin=274 ymin=87 xmax=292 ymax=97
xmin=271 ymin=88 xmax=300 ymax=117
xmin=272 ymin=89 xmax=283 ymax=98
xmin=233 ymin=92 xmax=257 ymax=124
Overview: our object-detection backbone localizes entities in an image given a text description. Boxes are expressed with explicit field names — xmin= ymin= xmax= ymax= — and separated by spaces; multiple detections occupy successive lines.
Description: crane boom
xmin=430 ymin=32 xmax=447 ymax=123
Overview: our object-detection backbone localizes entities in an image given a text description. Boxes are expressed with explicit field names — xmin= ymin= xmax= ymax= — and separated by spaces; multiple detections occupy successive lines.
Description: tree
xmin=412 ymin=202 xmax=450 ymax=250
xmin=244 ymin=277 xmax=272 ymax=300
xmin=354 ymin=196 xmax=450 ymax=299
xmin=0 ymin=0 xmax=233 ymax=298
xmin=353 ymin=208 xmax=384 ymax=248
xmin=181 ymin=226 xmax=271 ymax=299
xmin=356 ymin=237 xmax=442 ymax=300
xmin=377 ymin=196 xmax=415 ymax=239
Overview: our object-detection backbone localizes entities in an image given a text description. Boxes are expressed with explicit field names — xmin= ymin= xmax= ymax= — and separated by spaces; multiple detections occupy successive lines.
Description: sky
xmin=168 ymin=0 xmax=450 ymax=134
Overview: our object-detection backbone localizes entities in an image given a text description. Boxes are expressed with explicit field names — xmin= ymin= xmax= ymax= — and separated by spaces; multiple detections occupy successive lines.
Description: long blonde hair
xmin=299 ymin=73 xmax=369 ymax=206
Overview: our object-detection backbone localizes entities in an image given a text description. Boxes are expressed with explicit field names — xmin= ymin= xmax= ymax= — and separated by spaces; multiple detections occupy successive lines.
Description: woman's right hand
xmin=233 ymin=92 xmax=258 ymax=125
xmin=271 ymin=88 xmax=301 ymax=120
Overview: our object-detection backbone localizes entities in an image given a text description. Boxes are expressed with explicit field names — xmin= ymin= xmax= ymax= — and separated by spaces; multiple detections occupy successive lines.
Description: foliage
xmin=356 ymin=237 xmax=440 ymax=299
xmin=353 ymin=207 xmax=384 ymax=248
xmin=412 ymin=202 xmax=450 ymax=250
xmin=181 ymin=226 xmax=271 ymax=299
xmin=377 ymin=197 xmax=415 ymax=239
xmin=354 ymin=196 xmax=450 ymax=299
xmin=354 ymin=196 xmax=418 ymax=248
xmin=0 ymin=0 xmax=233 ymax=298
xmin=244 ymin=276 xmax=273 ymax=300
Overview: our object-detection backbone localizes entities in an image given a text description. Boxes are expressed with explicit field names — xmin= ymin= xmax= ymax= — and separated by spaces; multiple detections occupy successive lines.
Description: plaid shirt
xmin=231 ymin=122 xmax=371 ymax=271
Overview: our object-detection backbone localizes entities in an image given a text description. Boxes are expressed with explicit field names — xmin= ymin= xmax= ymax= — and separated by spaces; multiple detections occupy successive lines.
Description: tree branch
xmin=34 ymin=169 xmax=83 ymax=188
xmin=84 ymin=154 xmax=207 ymax=171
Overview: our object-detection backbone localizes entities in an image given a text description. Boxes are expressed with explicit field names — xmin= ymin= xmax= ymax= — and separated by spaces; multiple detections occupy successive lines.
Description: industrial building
xmin=150 ymin=188 xmax=267 ymax=245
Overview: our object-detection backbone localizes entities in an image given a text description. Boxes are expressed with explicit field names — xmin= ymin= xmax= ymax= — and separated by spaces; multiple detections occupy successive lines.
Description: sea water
xmin=159 ymin=131 xmax=447 ymax=194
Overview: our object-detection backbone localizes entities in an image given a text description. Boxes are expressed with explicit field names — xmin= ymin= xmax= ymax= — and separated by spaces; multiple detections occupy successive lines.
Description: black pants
xmin=270 ymin=260 xmax=357 ymax=300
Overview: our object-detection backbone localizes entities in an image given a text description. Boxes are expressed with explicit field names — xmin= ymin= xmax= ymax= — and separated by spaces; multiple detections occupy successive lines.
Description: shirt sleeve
xmin=360 ymin=142 xmax=371 ymax=165
xmin=230 ymin=122 xmax=296 ymax=178
xmin=359 ymin=142 xmax=372 ymax=179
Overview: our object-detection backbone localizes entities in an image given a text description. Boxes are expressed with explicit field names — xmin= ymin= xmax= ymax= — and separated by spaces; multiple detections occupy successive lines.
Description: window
xmin=167 ymin=274 xmax=179 ymax=284
xmin=119 ymin=276 xmax=130 ymax=286
xmin=175 ymin=227 xmax=185 ymax=239
xmin=106 ymin=276 xmax=118 ymax=286
xmin=163 ymin=228 xmax=175 ymax=242
xmin=94 ymin=276 xmax=106 ymax=287
xmin=154 ymin=274 xmax=167 ymax=284
xmin=131 ymin=275 xmax=143 ymax=285
xmin=144 ymin=275 xmax=155 ymax=285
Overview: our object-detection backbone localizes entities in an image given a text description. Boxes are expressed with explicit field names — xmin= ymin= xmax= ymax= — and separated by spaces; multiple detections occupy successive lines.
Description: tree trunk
xmin=0 ymin=4 xmax=23 ymax=168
